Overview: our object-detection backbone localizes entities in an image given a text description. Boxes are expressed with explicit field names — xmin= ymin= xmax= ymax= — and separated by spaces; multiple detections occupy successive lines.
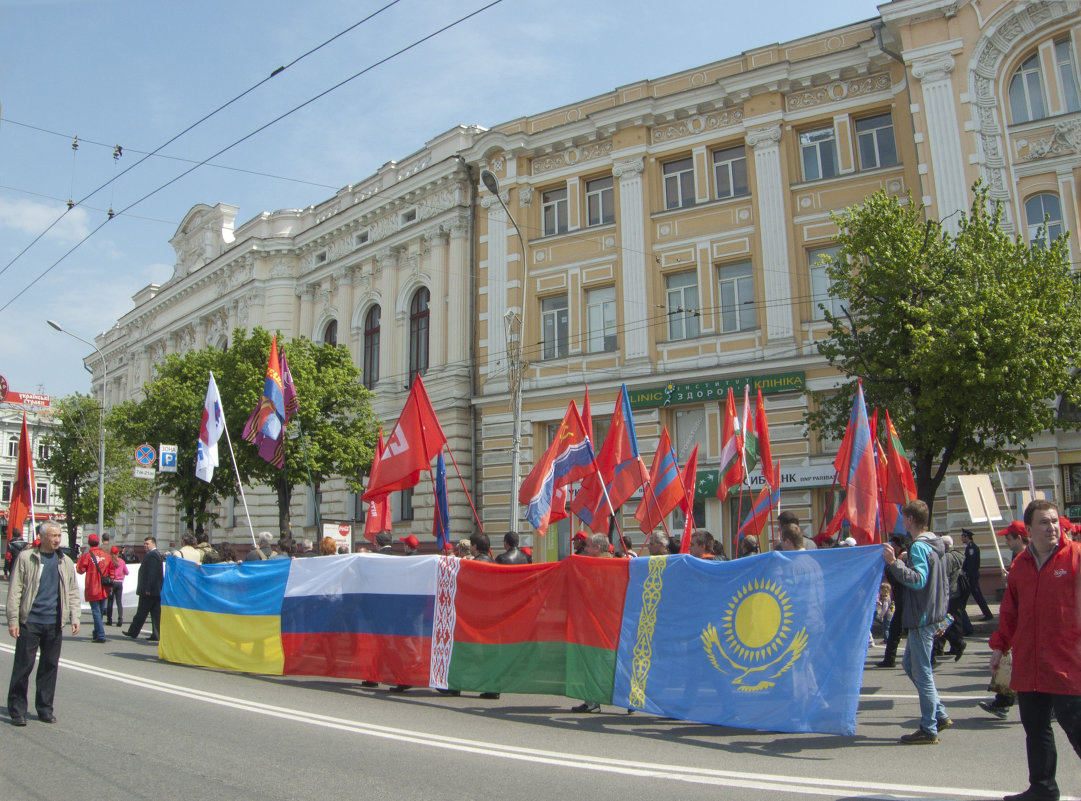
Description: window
xmin=1056 ymin=39 xmax=1081 ymax=113
xmin=408 ymin=288 xmax=430 ymax=384
xmin=717 ymin=261 xmax=756 ymax=333
xmin=586 ymin=177 xmax=614 ymax=226
xmin=398 ymin=488 xmax=414 ymax=522
xmin=666 ymin=272 xmax=699 ymax=340
xmin=363 ymin=305 xmax=380 ymax=390
xmin=322 ymin=320 xmax=338 ymax=347
xmin=663 ymin=158 xmax=695 ymax=209
xmin=855 ymin=113 xmax=898 ymax=170
xmin=541 ymin=295 xmax=569 ymax=360
xmin=1025 ymin=193 xmax=1065 ymax=246
xmin=37 ymin=443 xmax=50 ymax=460
xmin=542 ymin=187 xmax=568 ymax=236
xmin=809 ymin=246 xmax=844 ymax=321
xmin=34 ymin=482 xmax=48 ymax=505
xmin=1 ymin=480 xmax=10 ymax=503
xmin=401 ymin=209 xmax=417 ymax=224
xmin=1010 ymin=52 xmax=1047 ymax=124
xmin=7 ymin=438 xmax=17 ymax=458
xmin=355 ymin=230 xmax=369 ymax=247
xmin=712 ymin=146 xmax=748 ymax=199
xmin=800 ymin=126 xmax=839 ymax=181
xmin=585 ymin=287 xmax=617 ymax=353
xmin=314 ymin=250 xmax=328 ymax=266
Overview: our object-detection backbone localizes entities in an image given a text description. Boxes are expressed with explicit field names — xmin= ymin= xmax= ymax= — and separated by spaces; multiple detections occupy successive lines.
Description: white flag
xmin=195 ymin=371 xmax=225 ymax=482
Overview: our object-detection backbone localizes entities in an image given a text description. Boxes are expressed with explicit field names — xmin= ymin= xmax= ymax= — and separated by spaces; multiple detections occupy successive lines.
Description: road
xmin=0 ymin=605 xmax=1078 ymax=801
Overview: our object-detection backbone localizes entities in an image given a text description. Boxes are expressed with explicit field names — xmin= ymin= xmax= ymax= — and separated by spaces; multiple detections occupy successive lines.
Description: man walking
xmin=123 ymin=537 xmax=165 ymax=642
xmin=961 ymin=529 xmax=994 ymax=624
xmin=991 ymin=500 xmax=1081 ymax=801
xmin=881 ymin=499 xmax=951 ymax=744
xmin=76 ymin=534 xmax=112 ymax=643
xmin=6 ymin=521 xmax=80 ymax=726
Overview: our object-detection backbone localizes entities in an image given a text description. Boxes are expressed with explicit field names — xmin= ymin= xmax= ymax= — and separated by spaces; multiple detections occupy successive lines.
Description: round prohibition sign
xmin=135 ymin=444 xmax=156 ymax=466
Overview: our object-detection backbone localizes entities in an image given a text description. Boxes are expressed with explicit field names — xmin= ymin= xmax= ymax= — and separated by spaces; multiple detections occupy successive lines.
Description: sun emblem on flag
xmin=701 ymin=577 xmax=808 ymax=693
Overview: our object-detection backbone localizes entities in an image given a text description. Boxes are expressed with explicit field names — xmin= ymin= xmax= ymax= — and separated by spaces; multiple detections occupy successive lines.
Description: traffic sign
xmin=133 ymin=466 xmax=156 ymax=480
xmin=135 ymin=444 xmax=156 ymax=466
xmin=159 ymin=444 xmax=178 ymax=473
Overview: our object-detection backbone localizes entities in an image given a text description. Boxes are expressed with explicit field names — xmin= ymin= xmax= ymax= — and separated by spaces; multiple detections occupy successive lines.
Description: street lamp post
xmin=480 ymin=169 xmax=528 ymax=535
xmin=47 ymin=320 xmax=107 ymax=539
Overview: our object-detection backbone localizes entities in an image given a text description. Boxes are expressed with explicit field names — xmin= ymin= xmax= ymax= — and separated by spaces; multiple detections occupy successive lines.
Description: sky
xmin=0 ymin=0 xmax=881 ymax=399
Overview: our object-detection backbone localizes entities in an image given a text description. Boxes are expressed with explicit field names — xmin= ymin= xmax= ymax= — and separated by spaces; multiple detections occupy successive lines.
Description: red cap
xmin=399 ymin=535 xmax=420 ymax=549
xmin=110 ymin=546 xmax=120 ymax=555
xmin=573 ymin=531 xmax=589 ymax=542
xmin=996 ymin=520 xmax=1027 ymax=537
xmin=442 ymin=543 xmax=455 ymax=552
xmin=521 ymin=546 xmax=532 ymax=556
xmin=88 ymin=534 xmax=99 ymax=546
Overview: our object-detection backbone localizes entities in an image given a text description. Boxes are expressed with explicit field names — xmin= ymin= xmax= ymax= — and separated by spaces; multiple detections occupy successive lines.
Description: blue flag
xmin=433 ymin=453 xmax=450 ymax=550
xmin=613 ymin=547 xmax=882 ymax=735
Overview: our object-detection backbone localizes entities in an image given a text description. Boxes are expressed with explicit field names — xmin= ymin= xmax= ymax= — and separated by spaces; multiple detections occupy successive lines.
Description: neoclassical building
xmin=92 ymin=0 xmax=1081 ymax=555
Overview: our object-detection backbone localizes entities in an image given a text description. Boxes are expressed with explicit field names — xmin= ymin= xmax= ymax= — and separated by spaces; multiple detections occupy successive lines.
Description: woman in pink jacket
xmin=105 ymin=545 xmax=129 ymax=628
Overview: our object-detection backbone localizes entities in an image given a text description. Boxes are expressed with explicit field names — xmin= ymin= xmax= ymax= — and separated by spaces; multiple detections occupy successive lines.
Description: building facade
xmin=0 ymin=398 xmax=64 ymax=537
xmin=92 ymin=0 xmax=1081 ymax=556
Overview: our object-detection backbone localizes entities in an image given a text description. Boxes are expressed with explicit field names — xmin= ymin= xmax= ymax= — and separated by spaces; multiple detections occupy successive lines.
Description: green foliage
xmin=41 ymin=394 xmax=152 ymax=548
xmin=806 ymin=184 xmax=1081 ymax=510
xmin=109 ymin=327 xmax=378 ymax=536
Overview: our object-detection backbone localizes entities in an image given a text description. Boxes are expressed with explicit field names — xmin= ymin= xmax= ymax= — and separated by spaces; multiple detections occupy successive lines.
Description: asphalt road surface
xmin=0 ymin=601 xmax=1078 ymax=801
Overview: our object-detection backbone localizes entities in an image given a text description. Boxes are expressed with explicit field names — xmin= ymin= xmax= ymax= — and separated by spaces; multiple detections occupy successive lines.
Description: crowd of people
xmin=4 ymin=502 xmax=1080 ymax=801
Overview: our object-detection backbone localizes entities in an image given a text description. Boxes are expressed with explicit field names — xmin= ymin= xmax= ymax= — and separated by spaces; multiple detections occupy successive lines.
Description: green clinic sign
xmin=627 ymin=372 xmax=806 ymax=409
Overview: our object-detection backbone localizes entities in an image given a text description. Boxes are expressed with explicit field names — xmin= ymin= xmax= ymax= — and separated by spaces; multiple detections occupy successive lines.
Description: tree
xmin=805 ymin=185 xmax=1081 ymax=512
xmin=108 ymin=348 xmax=234 ymax=535
xmin=218 ymin=328 xmax=378 ymax=538
xmin=40 ymin=394 xmax=151 ymax=551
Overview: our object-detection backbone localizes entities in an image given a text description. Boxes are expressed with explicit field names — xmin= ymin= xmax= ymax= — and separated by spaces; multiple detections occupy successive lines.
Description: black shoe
xmin=874 ymin=659 xmax=895 ymax=668
xmin=38 ymin=712 xmax=56 ymax=724
xmin=389 ymin=684 xmax=411 ymax=693
xmin=1003 ymin=790 xmax=1058 ymax=801
xmin=436 ymin=689 xmax=461 ymax=697
xmin=478 ymin=692 xmax=500 ymax=700
xmin=899 ymin=726 xmax=939 ymax=745
xmin=982 ymin=614 xmax=994 ymax=622
xmin=10 ymin=715 xmax=26 ymax=727
xmin=122 ymin=630 xmax=137 ymax=639
xmin=92 ymin=638 xmax=107 ymax=643
xmin=953 ymin=642 xmax=966 ymax=662
xmin=979 ymin=700 xmax=1010 ymax=720
xmin=571 ymin=702 xmax=600 ymax=713
xmin=359 ymin=681 xmax=378 ymax=688
xmin=146 ymin=636 xmax=159 ymax=642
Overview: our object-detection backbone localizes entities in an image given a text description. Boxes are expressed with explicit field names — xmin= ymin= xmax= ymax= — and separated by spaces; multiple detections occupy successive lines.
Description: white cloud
xmin=0 ymin=197 xmax=91 ymax=244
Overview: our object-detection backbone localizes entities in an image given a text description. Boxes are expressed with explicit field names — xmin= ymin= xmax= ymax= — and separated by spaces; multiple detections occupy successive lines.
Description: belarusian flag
xmin=717 ymin=387 xmax=744 ymax=500
xmin=741 ymin=384 xmax=758 ymax=476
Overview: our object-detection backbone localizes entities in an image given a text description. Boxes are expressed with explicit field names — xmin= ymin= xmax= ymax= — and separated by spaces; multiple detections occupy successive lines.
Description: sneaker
xmin=979 ymin=700 xmax=1010 ymax=720
xmin=936 ymin=717 xmax=954 ymax=730
xmin=899 ymin=727 xmax=939 ymax=745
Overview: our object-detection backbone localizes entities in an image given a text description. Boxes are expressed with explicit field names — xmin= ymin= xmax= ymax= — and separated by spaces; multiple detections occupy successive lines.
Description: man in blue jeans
xmin=882 ymin=499 xmax=951 ymax=744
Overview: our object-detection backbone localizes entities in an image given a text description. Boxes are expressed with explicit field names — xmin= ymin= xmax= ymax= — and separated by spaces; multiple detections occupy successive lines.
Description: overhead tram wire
xmin=0 ymin=0 xmax=506 ymax=315
xmin=0 ymin=0 xmax=404 ymax=282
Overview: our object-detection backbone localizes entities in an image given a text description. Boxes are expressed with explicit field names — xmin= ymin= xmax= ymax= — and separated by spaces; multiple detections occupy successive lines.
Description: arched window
xmin=1009 ymin=52 xmax=1047 ymax=124
xmin=323 ymin=319 xmax=338 ymax=347
xmin=1025 ymin=193 xmax=1064 ymax=246
xmin=363 ymin=306 xmax=380 ymax=390
xmin=408 ymin=288 xmax=430 ymax=385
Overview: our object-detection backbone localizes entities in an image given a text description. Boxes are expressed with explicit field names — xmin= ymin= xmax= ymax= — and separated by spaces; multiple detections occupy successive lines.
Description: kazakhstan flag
xmin=613 ymin=547 xmax=881 ymax=735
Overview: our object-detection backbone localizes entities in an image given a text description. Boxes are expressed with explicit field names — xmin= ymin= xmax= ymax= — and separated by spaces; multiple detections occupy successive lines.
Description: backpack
xmin=200 ymin=545 xmax=222 ymax=564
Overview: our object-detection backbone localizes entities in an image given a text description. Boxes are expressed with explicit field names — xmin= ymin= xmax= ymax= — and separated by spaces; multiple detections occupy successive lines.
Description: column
xmin=912 ymin=53 xmax=967 ymax=233
xmin=424 ymin=228 xmax=449 ymax=366
xmin=447 ymin=216 xmax=471 ymax=366
xmin=613 ymin=156 xmax=649 ymax=361
xmin=748 ymin=124 xmax=794 ymax=342
xmin=482 ymin=193 xmax=509 ymax=386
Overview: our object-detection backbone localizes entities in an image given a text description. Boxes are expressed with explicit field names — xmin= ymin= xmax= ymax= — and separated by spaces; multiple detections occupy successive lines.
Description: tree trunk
xmin=276 ymin=478 xmax=292 ymax=540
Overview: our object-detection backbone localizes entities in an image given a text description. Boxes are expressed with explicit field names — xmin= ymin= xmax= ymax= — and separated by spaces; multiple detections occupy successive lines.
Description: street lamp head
xmin=480 ymin=169 xmax=500 ymax=196
xmin=47 ymin=319 xmax=63 ymax=332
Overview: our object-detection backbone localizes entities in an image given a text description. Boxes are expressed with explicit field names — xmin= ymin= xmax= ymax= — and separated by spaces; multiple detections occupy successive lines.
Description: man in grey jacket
xmin=882 ymin=499 xmax=951 ymax=745
xmin=6 ymin=521 xmax=81 ymax=726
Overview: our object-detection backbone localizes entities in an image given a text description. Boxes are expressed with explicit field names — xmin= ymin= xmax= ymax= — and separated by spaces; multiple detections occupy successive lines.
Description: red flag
xmin=738 ymin=483 xmax=780 ymax=538
xmin=518 ymin=400 xmax=596 ymax=534
xmin=363 ymin=375 xmax=447 ymax=500
xmin=581 ymin=386 xmax=593 ymax=444
xmin=816 ymin=503 xmax=847 ymax=545
xmin=883 ymin=409 xmax=917 ymax=505
xmin=635 ymin=427 xmax=685 ymax=533
xmin=754 ymin=389 xmax=776 ymax=491
xmin=569 ymin=385 xmax=647 ymax=533
xmin=549 ymin=487 xmax=569 ymax=524
xmin=836 ymin=382 xmax=879 ymax=544
xmin=363 ymin=430 xmax=392 ymax=542
xmin=7 ymin=414 xmax=34 ymax=535
xmin=717 ymin=388 xmax=744 ymax=500
xmin=678 ymin=444 xmax=698 ymax=553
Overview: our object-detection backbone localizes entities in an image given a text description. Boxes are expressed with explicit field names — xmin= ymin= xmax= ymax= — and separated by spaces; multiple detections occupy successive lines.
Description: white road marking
xmin=0 ymin=643 xmax=1006 ymax=799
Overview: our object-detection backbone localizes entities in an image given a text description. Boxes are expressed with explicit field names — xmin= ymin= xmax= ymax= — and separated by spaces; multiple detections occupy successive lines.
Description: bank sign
xmin=627 ymin=371 xmax=805 ymax=409
xmin=694 ymin=464 xmax=837 ymax=498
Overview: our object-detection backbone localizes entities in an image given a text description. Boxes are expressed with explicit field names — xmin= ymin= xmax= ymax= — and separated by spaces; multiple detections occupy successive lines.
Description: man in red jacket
xmin=75 ymin=535 xmax=113 ymax=644
xmin=990 ymin=499 xmax=1081 ymax=801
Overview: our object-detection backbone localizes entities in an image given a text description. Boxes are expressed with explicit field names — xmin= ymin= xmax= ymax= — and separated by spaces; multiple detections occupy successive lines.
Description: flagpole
xmin=818 ymin=475 xmax=839 ymax=540
xmin=220 ymin=421 xmax=257 ymax=548
xmin=444 ymin=443 xmax=484 ymax=534
xmin=292 ymin=419 xmax=321 ymax=534
xmin=26 ymin=416 xmax=37 ymax=537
